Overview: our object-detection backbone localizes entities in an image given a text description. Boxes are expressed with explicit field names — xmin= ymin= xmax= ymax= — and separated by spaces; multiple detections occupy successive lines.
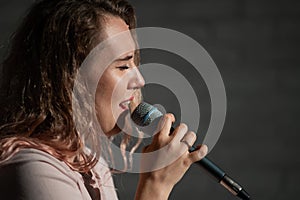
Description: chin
xmin=104 ymin=125 xmax=122 ymax=137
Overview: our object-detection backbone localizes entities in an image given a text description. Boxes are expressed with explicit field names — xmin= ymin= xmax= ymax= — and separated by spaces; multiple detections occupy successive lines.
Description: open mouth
xmin=119 ymin=96 xmax=134 ymax=110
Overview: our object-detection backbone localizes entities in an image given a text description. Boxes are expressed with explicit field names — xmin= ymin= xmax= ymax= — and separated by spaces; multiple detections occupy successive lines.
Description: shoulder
xmin=0 ymin=148 xmax=77 ymax=183
xmin=0 ymin=148 xmax=89 ymax=200
xmin=2 ymin=148 xmax=69 ymax=168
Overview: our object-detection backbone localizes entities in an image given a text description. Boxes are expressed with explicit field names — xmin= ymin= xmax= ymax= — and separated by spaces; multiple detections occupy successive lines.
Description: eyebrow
xmin=115 ymin=55 xmax=133 ymax=62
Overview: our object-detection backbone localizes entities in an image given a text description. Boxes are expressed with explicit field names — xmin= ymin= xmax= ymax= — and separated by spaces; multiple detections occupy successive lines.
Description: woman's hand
xmin=135 ymin=113 xmax=208 ymax=200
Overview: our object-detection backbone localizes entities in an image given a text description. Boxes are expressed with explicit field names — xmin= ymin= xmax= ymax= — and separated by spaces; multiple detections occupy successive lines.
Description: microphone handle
xmin=188 ymin=146 xmax=251 ymax=200
xmin=133 ymin=103 xmax=251 ymax=199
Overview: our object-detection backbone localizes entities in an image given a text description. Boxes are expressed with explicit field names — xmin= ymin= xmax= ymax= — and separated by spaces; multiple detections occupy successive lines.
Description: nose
xmin=128 ymin=67 xmax=145 ymax=90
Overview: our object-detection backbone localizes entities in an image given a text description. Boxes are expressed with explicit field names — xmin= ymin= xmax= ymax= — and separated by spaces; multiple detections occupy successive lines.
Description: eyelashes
xmin=117 ymin=66 xmax=130 ymax=71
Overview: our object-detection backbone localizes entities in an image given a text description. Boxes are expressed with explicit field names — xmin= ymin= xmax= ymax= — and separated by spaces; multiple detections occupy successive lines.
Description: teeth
xmin=124 ymin=100 xmax=131 ymax=105
xmin=120 ymin=100 xmax=131 ymax=109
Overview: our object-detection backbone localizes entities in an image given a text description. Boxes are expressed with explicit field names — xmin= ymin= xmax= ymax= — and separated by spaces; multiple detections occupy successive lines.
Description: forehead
xmin=102 ymin=16 xmax=136 ymax=57
xmin=80 ymin=16 xmax=136 ymax=89
xmin=103 ymin=16 xmax=130 ymax=37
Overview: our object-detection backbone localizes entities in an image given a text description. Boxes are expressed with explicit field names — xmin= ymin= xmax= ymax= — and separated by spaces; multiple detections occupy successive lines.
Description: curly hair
xmin=0 ymin=0 xmax=137 ymax=172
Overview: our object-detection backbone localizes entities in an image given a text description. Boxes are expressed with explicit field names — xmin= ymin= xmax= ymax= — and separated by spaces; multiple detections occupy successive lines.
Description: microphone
xmin=131 ymin=102 xmax=251 ymax=200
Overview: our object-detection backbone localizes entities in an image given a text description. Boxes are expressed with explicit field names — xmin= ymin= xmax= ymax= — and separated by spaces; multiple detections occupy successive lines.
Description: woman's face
xmin=95 ymin=16 xmax=145 ymax=136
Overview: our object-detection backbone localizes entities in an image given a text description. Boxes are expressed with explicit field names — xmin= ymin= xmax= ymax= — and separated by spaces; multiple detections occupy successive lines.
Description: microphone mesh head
xmin=131 ymin=102 xmax=163 ymax=126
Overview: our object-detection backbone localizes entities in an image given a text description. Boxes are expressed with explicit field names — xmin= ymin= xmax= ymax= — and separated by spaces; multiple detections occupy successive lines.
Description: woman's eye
xmin=117 ymin=66 xmax=129 ymax=71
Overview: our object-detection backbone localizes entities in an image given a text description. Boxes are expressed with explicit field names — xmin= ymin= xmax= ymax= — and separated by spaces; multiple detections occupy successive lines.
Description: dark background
xmin=1 ymin=0 xmax=300 ymax=199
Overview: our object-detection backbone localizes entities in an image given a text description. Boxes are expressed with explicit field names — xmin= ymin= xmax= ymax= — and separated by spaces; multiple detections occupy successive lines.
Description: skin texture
xmin=135 ymin=114 xmax=208 ymax=200
xmin=95 ymin=16 xmax=208 ymax=199
xmin=95 ymin=16 xmax=145 ymax=137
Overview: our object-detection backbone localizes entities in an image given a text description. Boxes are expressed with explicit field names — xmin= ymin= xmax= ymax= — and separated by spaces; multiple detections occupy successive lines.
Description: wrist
xmin=135 ymin=174 xmax=173 ymax=200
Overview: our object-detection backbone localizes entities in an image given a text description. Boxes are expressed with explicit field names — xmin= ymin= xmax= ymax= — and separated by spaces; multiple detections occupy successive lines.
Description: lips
xmin=119 ymin=96 xmax=134 ymax=110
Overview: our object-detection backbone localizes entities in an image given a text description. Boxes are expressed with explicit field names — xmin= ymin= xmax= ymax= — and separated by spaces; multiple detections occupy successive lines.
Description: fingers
xmin=167 ymin=123 xmax=188 ymax=146
xmin=178 ymin=131 xmax=196 ymax=149
xmin=160 ymin=113 xmax=175 ymax=134
xmin=187 ymin=144 xmax=208 ymax=164
xmin=154 ymin=114 xmax=208 ymax=166
xmin=154 ymin=113 xmax=175 ymax=141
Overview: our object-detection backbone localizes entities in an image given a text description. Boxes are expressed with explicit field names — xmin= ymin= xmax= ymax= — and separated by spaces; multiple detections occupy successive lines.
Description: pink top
xmin=0 ymin=148 xmax=118 ymax=200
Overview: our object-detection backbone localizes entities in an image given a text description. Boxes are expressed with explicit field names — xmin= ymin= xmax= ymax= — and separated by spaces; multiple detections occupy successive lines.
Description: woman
xmin=0 ymin=0 xmax=207 ymax=199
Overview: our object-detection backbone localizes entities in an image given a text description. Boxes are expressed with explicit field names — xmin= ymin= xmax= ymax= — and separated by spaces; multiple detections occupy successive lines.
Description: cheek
xmin=111 ymin=80 xmax=127 ymax=100
xmin=96 ymin=82 xmax=111 ymax=105
xmin=95 ymin=70 xmax=129 ymax=116
xmin=96 ymin=72 xmax=116 ymax=103
xmin=95 ymin=75 xmax=114 ymax=116
xmin=111 ymin=75 xmax=132 ymax=110
xmin=95 ymin=81 xmax=115 ymax=133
